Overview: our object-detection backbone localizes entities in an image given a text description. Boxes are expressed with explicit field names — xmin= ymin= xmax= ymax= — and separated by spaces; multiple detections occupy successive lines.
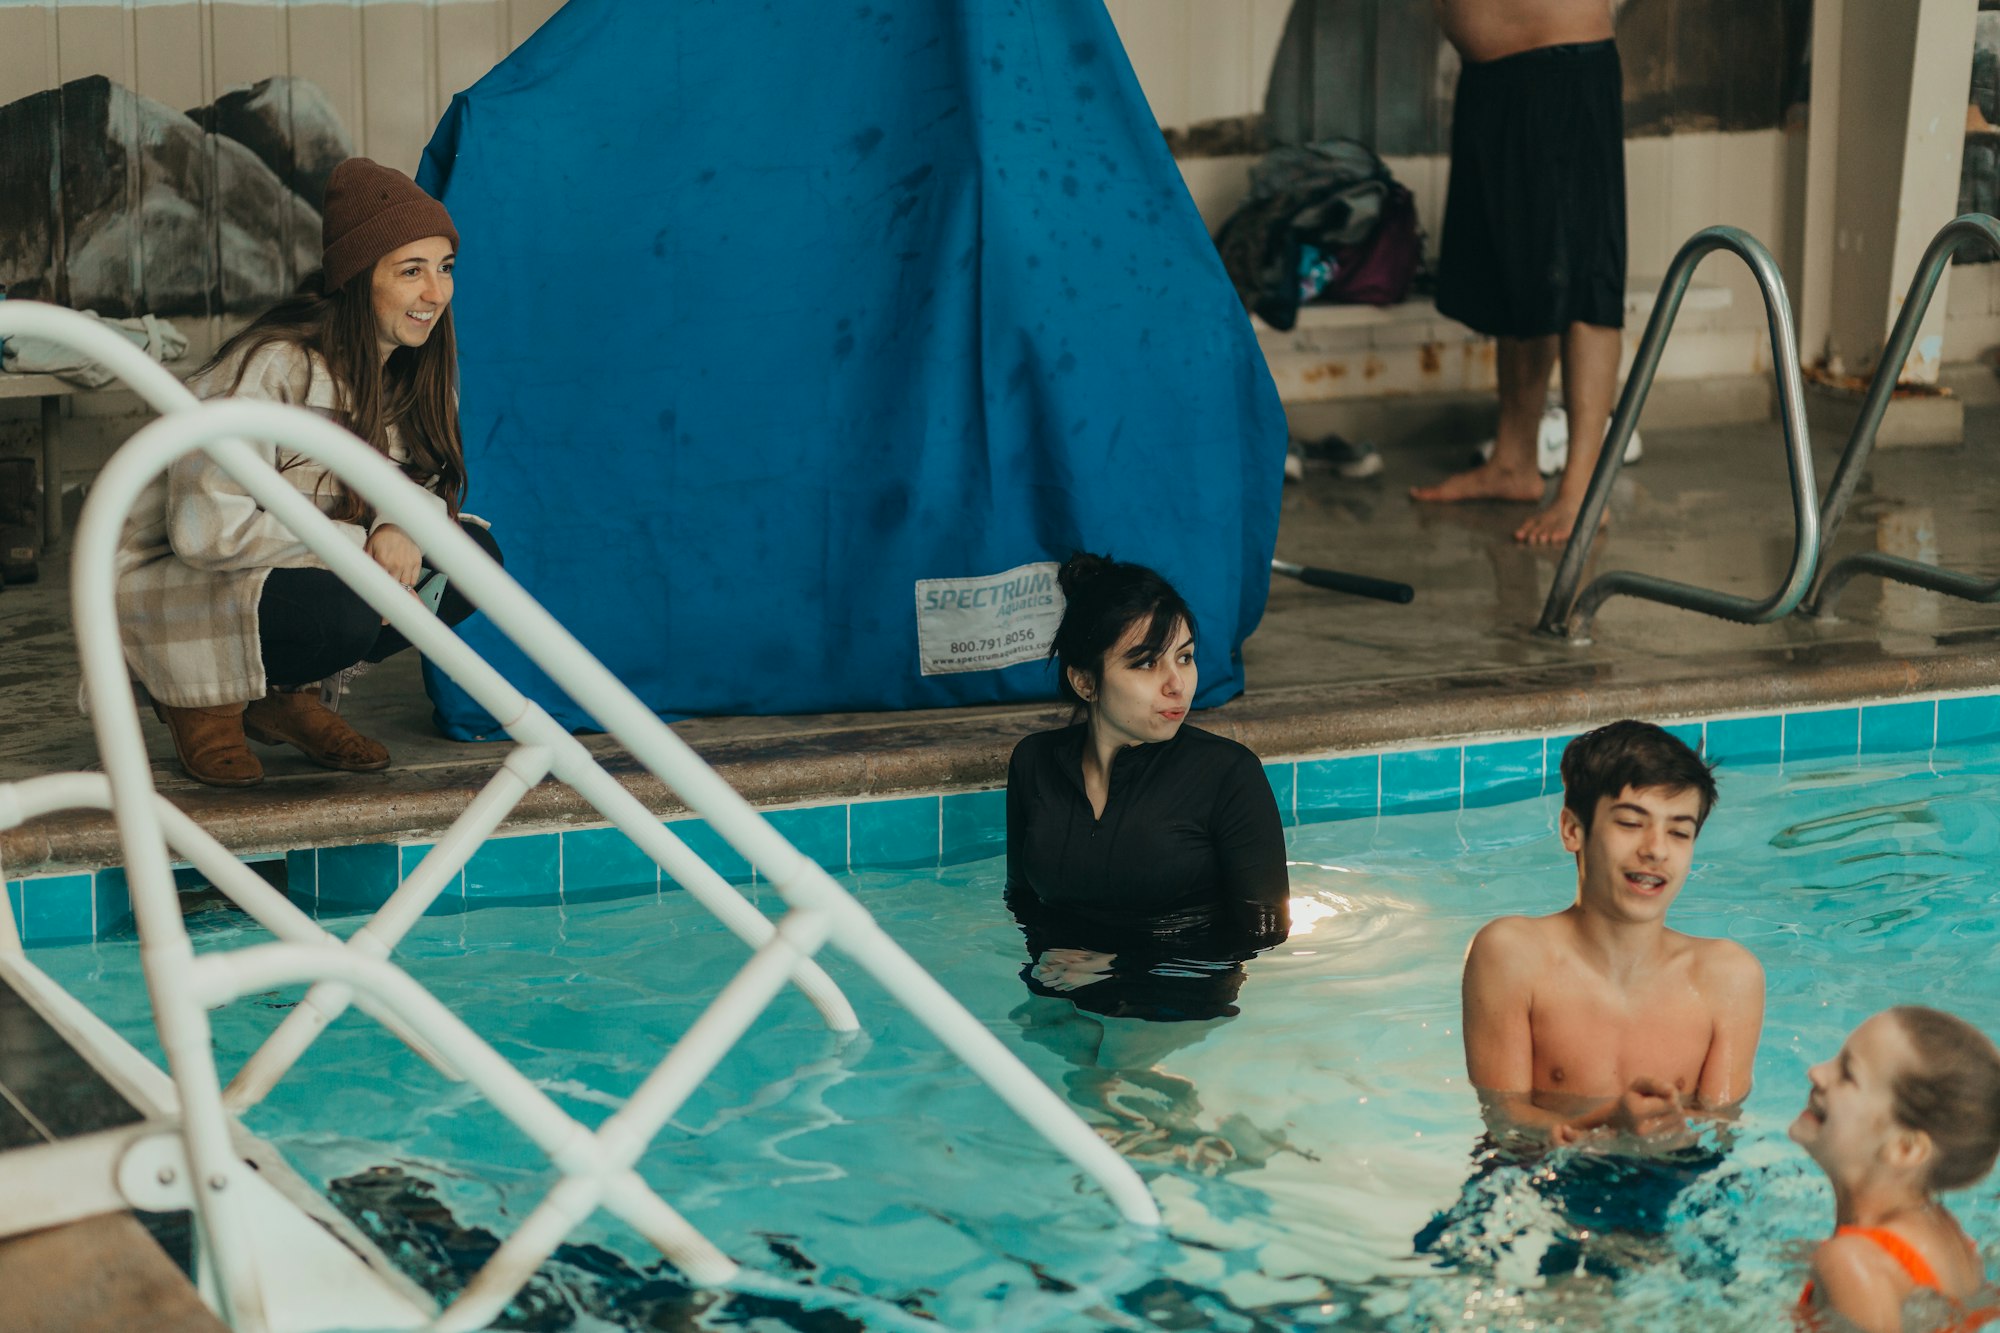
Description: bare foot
xmin=1408 ymin=461 xmax=1545 ymax=505
xmin=1512 ymin=494 xmax=1608 ymax=546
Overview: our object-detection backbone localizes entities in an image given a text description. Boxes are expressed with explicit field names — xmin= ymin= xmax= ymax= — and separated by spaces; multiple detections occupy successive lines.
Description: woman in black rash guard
xmin=1004 ymin=553 xmax=1290 ymax=1024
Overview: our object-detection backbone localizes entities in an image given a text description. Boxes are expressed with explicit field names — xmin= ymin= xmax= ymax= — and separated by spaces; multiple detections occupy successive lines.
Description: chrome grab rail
xmin=2 ymin=301 xmax=1159 ymax=1332
xmin=1536 ymin=226 xmax=1820 ymax=641
xmin=1805 ymin=213 xmax=2000 ymax=617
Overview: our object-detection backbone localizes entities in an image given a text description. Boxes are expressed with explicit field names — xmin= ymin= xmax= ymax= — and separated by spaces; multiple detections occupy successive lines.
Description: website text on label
xmin=915 ymin=562 xmax=1064 ymax=676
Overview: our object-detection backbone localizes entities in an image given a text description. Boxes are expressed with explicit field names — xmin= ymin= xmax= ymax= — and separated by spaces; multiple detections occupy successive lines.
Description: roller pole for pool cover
xmin=58 ymin=383 xmax=1159 ymax=1324
xmin=1535 ymin=226 xmax=1820 ymax=641
xmin=1805 ymin=213 xmax=2000 ymax=617
xmin=1270 ymin=559 xmax=1414 ymax=603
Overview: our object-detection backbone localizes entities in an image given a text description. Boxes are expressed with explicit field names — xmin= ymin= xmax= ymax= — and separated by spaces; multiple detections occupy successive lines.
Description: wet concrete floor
xmin=5 ymin=404 xmax=2000 ymax=872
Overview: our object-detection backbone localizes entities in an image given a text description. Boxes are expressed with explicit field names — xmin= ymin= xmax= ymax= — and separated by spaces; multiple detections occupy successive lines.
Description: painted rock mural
xmin=0 ymin=74 xmax=350 ymax=317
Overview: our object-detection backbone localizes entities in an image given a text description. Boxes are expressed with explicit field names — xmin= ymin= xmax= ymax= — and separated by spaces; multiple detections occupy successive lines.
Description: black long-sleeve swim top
xmin=1004 ymin=722 xmax=1290 ymax=958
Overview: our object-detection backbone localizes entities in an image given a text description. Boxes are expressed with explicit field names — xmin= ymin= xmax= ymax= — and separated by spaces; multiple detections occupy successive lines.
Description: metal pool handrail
xmin=1805 ymin=213 xmax=2000 ymax=617
xmin=23 ymin=324 xmax=1157 ymax=1327
xmin=1536 ymin=226 xmax=1820 ymax=641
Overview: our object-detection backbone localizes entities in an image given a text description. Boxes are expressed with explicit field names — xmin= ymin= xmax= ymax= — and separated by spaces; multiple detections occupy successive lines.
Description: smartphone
xmin=413 ymin=568 xmax=448 ymax=615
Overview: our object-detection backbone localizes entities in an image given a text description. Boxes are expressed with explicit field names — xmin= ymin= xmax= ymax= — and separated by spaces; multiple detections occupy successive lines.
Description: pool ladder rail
xmin=1537 ymin=213 xmax=2000 ymax=642
xmin=0 ymin=302 xmax=1159 ymax=1333
xmin=1804 ymin=213 xmax=2000 ymax=618
xmin=1536 ymin=225 xmax=1821 ymax=643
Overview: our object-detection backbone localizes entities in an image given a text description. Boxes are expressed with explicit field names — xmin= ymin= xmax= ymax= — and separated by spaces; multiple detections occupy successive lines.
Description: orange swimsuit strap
xmin=1844 ymin=1226 xmax=1947 ymax=1289
xmin=1798 ymin=1225 xmax=1942 ymax=1310
xmin=1796 ymin=1226 xmax=2000 ymax=1331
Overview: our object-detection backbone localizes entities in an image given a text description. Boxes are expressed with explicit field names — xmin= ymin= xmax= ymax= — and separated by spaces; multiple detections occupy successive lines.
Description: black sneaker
xmin=1300 ymin=432 xmax=1383 ymax=479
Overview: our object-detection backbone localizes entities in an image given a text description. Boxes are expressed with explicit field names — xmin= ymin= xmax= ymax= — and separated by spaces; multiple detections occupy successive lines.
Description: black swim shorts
xmin=1435 ymin=39 xmax=1627 ymax=339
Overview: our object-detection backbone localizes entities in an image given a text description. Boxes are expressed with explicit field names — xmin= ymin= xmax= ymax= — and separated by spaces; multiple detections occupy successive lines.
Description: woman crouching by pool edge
xmin=1003 ymin=553 xmax=1290 ymax=1024
xmin=114 ymin=158 xmax=501 ymax=787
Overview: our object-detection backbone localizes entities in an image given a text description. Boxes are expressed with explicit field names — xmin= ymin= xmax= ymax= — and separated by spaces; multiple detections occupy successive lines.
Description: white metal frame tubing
xmin=0 ymin=772 xmax=459 ymax=1081
xmin=24 ymin=293 xmax=1158 ymax=1327
xmin=222 ymin=744 xmax=555 ymax=1109
xmin=3 ymin=304 xmax=255 ymax=1327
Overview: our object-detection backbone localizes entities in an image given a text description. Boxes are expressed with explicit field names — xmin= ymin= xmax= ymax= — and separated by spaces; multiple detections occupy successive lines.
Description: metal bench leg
xmin=40 ymin=393 xmax=61 ymax=550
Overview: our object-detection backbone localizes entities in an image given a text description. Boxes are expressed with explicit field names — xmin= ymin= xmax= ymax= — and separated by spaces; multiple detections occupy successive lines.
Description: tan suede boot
xmin=244 ymin=687 xmax=391 ymax=772
xmin=152 ymin=700 xmax=264 ymax=788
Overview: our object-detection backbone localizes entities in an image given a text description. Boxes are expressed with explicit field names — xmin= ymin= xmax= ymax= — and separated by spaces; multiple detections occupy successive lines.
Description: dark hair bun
xmin=1046 ymin=554 xmax=1195 ymax=712
xmin=1058 ymin=551 xmax=1114 ymax=596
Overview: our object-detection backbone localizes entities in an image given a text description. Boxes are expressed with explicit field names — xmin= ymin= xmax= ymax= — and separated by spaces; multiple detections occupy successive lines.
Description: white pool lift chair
xmin=0 ymin=302 xmax=1157 ymax=1333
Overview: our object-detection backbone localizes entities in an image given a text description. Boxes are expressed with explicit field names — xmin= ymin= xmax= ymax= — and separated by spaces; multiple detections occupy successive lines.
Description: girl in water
xmin=1003 ymin=553 xmax=1288 ymax=1023
xmin=1792 ymin=1006 xmax=2000 ymax=1331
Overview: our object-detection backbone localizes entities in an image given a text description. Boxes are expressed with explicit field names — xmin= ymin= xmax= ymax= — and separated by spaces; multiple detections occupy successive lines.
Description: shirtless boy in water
xmin=1414 ymin=0 xmax=1626 ymax=545
xmin=1461 ymin=721 xmax=1765 ymax=1142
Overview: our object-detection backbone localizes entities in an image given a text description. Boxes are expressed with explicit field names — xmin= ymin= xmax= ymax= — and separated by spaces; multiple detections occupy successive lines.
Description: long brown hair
xmin=199 ymin=265 xmax=468 ymax=520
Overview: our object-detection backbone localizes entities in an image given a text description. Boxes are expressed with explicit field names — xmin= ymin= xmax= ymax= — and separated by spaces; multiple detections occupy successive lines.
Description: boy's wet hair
xmin=1049 ymin=552 xmax=1195 ymax=716
xmin=1559 ymin=720 xmax=1718 ymax=832
xmin=1889 ymin=1006 xmax=2000 ymax=1192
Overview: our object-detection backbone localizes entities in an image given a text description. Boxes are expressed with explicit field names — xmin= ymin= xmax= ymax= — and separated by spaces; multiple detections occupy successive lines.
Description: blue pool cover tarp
xmin=416 ymin=0 xmax=1285 ymax=737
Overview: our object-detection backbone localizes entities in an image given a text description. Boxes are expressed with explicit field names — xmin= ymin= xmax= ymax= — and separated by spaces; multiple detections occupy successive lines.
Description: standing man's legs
xmin=1416 ymin=34 xmax=1627 ymax=546
xmin=1514 ymin=320 xmax=1622 ymax=545
xmin=1409 ymin=335 xmax=1557 ymax=507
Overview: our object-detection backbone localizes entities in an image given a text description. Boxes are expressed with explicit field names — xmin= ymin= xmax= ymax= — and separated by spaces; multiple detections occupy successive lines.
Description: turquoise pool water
xmin=31 ymin=739 xmax=2000 ymax=1331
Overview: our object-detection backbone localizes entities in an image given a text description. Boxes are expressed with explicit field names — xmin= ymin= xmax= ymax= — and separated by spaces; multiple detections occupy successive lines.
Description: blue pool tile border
xmin=763 ymin=805 xmax=848 ymax=872
xmin=560 ymin=824 xmax=660 ymax=901
xmin=849 ymin=795 xmax=943 ymax=869
xmin=1860 ymin=700 xmax=1934 ymax=754
xmin=1463 ymin=739 xmax=1544 ymax=809
xmin=465 ymin=834 xmax=560 ymax=906
xmin=6 ymin=692 xmax=1995 ymax=943
xmin=1783 ymin=707 xmax=1860 ymax=760
xmin=397 ymin=843 xmax=468 ymax=912
xmin=942 ymin=789 xmax=1007 ymax=861
xmin=1706 ymin=715 xmax=1782 ymax=765
xmin=1938 ymin=695 xmax=2000 ymax=745
xmin=314 ymin=844 xmax=402 ymax=912
xmin=1297 ymin=753 xmax=1377 ymax=820
xmin=666 ymin=819 xmax=749 ymax=887
xmin=18 ymin=873 xmax=92 ymax=944
xmin=92 ymin=869 xmax=135 ymax=937
xmin=1381 ymin=747 xmax=1461 ymax=813
xmin=1262 ymin=763 xmax=1297 ymax=828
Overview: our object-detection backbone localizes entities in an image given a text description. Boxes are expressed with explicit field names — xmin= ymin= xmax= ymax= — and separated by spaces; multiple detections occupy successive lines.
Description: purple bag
xmin=1324 ymin=183 xmax=1420 ymax=307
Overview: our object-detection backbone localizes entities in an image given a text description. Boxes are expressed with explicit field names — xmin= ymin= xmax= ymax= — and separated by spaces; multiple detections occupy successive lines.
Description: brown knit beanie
xmin=320 ymin=157 xmax=459 ymax=292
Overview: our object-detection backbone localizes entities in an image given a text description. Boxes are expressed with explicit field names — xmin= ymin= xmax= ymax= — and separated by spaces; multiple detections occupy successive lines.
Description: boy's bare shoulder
xmin=1674 ymin=931 xmax=1766 ymax=992
xmin=1471 ymin=913 xmax=1559 ymax=942
xmin=1466 ymin=914 xmax=1562 ymax=967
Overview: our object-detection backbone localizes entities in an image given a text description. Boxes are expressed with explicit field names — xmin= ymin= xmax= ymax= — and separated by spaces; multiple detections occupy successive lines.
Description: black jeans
xmin=258 ymin=520 xmax=502 ymax=688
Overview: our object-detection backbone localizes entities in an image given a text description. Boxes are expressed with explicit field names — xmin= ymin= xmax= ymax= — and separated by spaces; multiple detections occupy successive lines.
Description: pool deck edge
xmin=7 ymin=642 xmax=1998 ymax=877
